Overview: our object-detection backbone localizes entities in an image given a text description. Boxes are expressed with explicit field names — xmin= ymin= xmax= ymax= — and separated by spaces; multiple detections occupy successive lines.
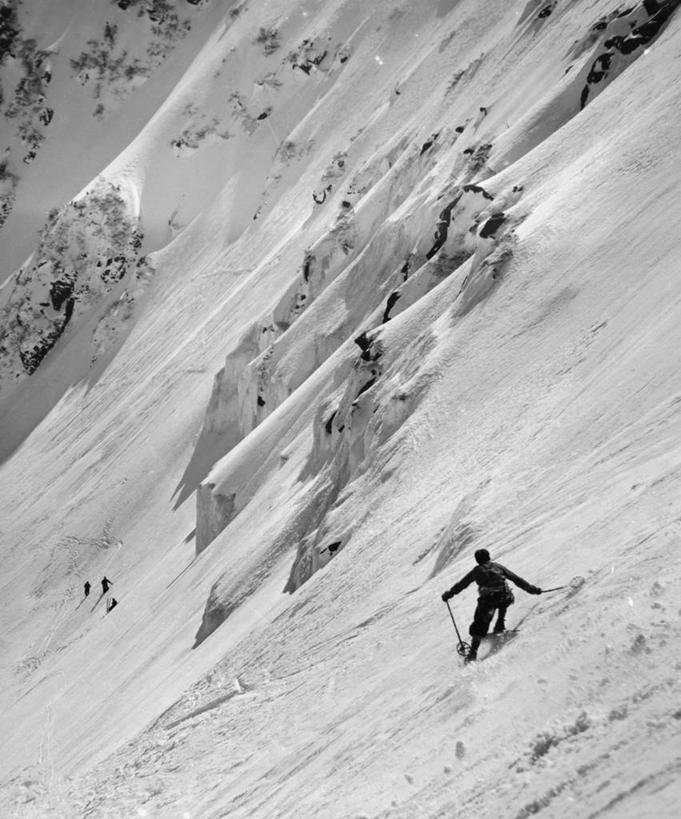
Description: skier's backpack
xmin=478 ymin=562 xmax=514 ymax=606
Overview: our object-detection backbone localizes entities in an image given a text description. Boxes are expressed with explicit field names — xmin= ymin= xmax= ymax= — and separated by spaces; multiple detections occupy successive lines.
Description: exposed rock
xmin=0 ymin=181 xmax=151 ymax=390
xmin=580 ymin=1 xmax=681 ymax=110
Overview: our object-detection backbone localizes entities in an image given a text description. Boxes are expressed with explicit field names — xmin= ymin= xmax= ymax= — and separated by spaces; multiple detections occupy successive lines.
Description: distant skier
xmin=106 ymin=597 xmax=118 ymax=613
xmin=84 ymin=581 xmax=91 ymax=597
xmin=101 ymin=576 xmax=112 ymax=594
xmin=442 ymin=549 xmax=542 ymax=662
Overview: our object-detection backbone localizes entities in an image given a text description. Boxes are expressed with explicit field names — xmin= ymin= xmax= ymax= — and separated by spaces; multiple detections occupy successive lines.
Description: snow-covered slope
xmin=1 ymin=0 xmax=680 ymax=816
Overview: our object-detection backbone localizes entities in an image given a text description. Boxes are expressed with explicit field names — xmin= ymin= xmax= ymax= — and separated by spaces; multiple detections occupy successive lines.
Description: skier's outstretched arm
xmin=500 ymin=565 xmax=541 ymax=594
xmin=442 ymin=568 xmax=477 ymax=601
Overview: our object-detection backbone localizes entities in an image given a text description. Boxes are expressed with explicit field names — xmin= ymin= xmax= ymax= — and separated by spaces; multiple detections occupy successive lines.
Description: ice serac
xmin=193 ymin=167 xmax=521 ymax=570
xmin=189 ymin=136 xmax=523 ymax=554
xmin=195 ymin=482 xmax=235 ymax=555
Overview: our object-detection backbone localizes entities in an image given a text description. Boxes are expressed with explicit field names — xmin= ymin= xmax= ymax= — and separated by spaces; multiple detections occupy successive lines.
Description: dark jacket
xmin=448 ymin=561 xmax=540 ymax=598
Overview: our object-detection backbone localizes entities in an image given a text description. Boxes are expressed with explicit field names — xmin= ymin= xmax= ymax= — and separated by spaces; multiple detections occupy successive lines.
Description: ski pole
xmin=445 ymin=600 xmax=470 ymax=657
xmin=541 ymin=576 xmax=586 ymax=594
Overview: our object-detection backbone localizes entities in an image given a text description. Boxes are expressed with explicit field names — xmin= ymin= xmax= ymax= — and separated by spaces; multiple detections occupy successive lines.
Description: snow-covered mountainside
xmin=1 ymin=0 xmax=680 ymax=816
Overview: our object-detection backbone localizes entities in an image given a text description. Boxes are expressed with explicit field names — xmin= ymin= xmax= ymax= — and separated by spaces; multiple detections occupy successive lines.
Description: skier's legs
xmin=468 ymin=594 xmax=512 ymax=660
xmin=469 ymin=599 xmax=495 ymax=638
xmin=494 ymin=605 xmax=508 ymax=632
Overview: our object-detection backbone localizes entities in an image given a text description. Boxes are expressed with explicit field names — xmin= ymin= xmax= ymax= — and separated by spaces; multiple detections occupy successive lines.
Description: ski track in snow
xmin=2 ymin=0 xmax=681 ymax=816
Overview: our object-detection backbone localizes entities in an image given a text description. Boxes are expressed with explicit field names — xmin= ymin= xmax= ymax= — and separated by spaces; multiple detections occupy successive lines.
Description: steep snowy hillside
xmin=1 ymin=0 xmax=681 ymax=816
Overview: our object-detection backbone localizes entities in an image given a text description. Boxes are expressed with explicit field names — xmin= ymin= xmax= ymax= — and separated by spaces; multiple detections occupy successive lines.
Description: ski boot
xmin=465 ymin=637 xmax=480 ymax=662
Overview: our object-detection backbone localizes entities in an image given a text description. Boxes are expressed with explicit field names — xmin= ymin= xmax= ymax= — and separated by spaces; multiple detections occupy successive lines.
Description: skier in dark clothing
xmin=101 ymin=576 xmax=112 ymax=594
xmin=106 ymin=597 xmax=118 ymax=613
xmin=84 ymin=581 xmax=91 ymax=597
xmin=442 ymin=549 xmax=542 ymax=661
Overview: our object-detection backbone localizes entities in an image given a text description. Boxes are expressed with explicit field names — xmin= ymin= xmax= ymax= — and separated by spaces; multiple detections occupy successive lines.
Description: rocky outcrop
xmin=579 ymin=1 xmax=681 ymax=110
xmin=71 ymin=1 xmax=194 ymax=118
xmin=0 ymin=13 xmax=55 ymax=219
xmin=494 ymin=0 xmax=680 ymax=172
xmin=0 ymin=180 xmax=152 ymax=392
